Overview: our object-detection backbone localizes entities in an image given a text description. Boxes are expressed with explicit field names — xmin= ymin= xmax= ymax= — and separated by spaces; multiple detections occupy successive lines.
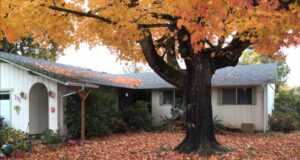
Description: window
xmin=220 ymin=88 xmax=255 ymax=105
xmin=0 ymin=92 xmax=11 ymax=127
xmin=237 ymin=88 xmax=252 ymax=104
xmin=161 ymin=91 xmax=175 ymax=105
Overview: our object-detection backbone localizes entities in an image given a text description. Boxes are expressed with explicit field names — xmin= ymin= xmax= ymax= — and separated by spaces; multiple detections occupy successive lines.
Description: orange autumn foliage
xmin=0 ymin=0 xmax=299 ymax=62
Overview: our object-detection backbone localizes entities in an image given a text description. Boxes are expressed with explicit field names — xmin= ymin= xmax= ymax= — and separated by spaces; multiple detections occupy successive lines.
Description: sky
xmin=57 ymin=44 xmax=300 ymax=87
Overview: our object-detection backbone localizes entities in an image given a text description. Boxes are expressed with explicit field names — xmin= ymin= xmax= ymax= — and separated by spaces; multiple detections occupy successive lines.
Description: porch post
xmin=75 ymin=87 xmax=92 ymax=141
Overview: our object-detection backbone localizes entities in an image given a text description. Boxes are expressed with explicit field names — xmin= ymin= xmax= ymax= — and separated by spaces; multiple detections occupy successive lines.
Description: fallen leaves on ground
xmin=13 ymin=131 xmax=300 ymax=160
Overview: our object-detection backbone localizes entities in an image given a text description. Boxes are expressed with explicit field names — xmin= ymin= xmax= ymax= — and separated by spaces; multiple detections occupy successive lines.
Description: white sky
xmin=57 ymin=44 xmax=300 ymax=87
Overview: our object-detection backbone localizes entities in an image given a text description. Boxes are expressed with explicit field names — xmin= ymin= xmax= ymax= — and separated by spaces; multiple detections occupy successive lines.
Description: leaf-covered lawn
xmin=17 ymin=131 xmax=300 ymax=159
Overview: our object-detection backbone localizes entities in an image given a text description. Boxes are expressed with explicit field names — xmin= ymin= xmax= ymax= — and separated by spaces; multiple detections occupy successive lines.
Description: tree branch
xmin=214 ymin=38 xmax=251 ymax=69
xmin=138 ymin=23 xmax=174 ymax=29
xmin=139 ymin=29 xmax=186 ymax=89
xmin=48 ymin=5 xmax=173 ymax=29
xmin=205 ymin=38 xmax=215 ymax=48
xmin=48 ymin=5 xmax=117 ymax=24
xmin=150 ymin=12 xmax=180 ymax=21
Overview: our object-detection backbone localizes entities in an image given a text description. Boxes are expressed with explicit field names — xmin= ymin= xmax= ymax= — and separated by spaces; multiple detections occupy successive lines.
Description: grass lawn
xmin=14 ymin=131 xmax=300 ymax=159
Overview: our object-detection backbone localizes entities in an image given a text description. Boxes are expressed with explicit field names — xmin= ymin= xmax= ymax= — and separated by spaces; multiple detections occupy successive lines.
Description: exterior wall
xmin=57 ymin=84 xmax=75 ymax=135
xmin=151 ymin=90 xmax=172 ymax=125
xmin=0 ymin=62 xmax=58 ymax=133
xmin=212 ymin=86 xmax=265 ymax=130
xmin=151 ymin=86 xmax=268 ymax=130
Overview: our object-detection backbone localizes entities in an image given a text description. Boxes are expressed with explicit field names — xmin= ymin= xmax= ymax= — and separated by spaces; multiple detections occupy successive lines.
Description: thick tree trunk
xmin=175 ymin=57 xmax=219 ymax=153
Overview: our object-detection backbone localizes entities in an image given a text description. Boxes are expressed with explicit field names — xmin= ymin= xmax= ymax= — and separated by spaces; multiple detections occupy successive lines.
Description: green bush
xmin=269 ymin=111 xmax=299 ymax=133
xmin=123 ymin=101 xmax=153 ymax=131
xmin=275 ymin=88 xmax=300 ymax=122
xmin=270 ymin=87 xmax=300 ymax=133
xmin=65 ymin=90 xmax=123 ymax=138
xmin=0 ymin=117 xmax=4 ymax=130
xmin=0 ymin=128 xmax=31 ymax=151
xmin=41 ymin=130 xmax=63 ymax=144
xmin=213 ymin=116 xmax=226 ymax=133
xmin=158 ymin=99 xmax=186 ymax=132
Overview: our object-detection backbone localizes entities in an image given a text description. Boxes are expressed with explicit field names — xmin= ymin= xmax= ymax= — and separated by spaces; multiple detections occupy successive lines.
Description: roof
xmin=212 ymin=63 xmax=277 ymax=87
xmin=118 ymin=62 xmax=277 ymax=89
xmin=0 ymin=52 xmax=141 ymax=88
xmin=0 ymin=52 xmax=277 ymax=89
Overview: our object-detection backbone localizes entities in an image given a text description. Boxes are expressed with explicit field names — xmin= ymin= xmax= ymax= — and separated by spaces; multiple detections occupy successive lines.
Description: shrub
xmin=269 ymin=111 xmax=299 ymax=133
xmin=65 ymin=90 xmax=122 ymax=138
xmin=123 ymin=101 xmax=153 ymax=131
xmin=213 ymin=116 xmax=226 ymax=132
xmin=0 ymin=128 xmax=31 ymax=151
xmin=270 ymin=87 xmax=300 ymax=133
xmin=275 ymin=88 xmax=300 ymax=123
xmin=41 ymin=130 xmax=63 ymax=144
xmin=0 ymin=116 xmax=4 ymax=130
xmin=158 ymin=99 xmax=185 ymax=132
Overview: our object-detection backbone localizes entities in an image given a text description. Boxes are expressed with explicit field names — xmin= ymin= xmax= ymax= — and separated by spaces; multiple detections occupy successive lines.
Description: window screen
xmin=162 ymin=91 xmax=174 ymax=105
xmin=0 ymin=92 xmax=11 ymax=127
xmin=237 ymin=88 xmax=252 ymax=104
xmin=221 ymin=88 xmax=254 ymax=105
xmin=222 ymin=89 xmax=236 ymax=104
xmin=0 ymin=94 xmax=10 ymax=100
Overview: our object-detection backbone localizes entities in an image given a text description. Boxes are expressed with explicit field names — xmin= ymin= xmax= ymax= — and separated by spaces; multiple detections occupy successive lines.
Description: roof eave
xmin=0 ymin=57 xmax=99 ymax=88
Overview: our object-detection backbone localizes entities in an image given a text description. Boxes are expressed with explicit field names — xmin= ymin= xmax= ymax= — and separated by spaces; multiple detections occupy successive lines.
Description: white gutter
xmin=66 ymin=82 xmax=99 ymax=88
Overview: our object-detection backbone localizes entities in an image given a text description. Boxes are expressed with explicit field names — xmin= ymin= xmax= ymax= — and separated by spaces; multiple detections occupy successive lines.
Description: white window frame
xmin=219 ymin=87 xmax=256 ymax=105
xmin=0 ymin=90 xmax=12 ymax=127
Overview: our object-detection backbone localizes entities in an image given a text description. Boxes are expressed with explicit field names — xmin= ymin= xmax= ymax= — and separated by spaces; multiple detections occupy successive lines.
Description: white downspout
xmin=59 ymin=87 xmax=84 ymax=135
xmin=263 ymin=84 xmax=268 ymax=132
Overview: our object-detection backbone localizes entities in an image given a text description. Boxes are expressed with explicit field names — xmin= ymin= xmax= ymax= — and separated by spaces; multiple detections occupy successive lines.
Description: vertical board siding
xmin=0 ymin=62 xmax=58 ymax=132
xmin=151 ymin=86 xmax=266 ymax=130
xmin=212 ymin=87 xmax=265 ymax=130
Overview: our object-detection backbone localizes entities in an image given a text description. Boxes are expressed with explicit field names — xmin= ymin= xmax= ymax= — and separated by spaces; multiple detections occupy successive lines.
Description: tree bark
xmin=175 ymin=55 xmax=219 ymax=153
xmin=80 ymin=97 xmax=86 ymax=141
xmin=75 ymin=88 xmax=92 ymax=141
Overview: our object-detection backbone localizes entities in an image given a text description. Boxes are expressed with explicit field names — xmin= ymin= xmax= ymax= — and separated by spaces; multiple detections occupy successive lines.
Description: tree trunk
xmin=175 ymin=56 xmax=219 ymax=153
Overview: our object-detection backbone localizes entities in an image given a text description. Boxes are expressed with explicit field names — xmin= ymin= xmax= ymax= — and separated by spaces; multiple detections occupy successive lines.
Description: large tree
xmin=1 ymin=0 xmax=299 ymax=153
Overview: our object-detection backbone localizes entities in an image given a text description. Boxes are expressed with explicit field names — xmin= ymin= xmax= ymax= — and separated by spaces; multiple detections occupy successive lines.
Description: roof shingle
xmin=0 ymin=52 xmax=277 ymax=89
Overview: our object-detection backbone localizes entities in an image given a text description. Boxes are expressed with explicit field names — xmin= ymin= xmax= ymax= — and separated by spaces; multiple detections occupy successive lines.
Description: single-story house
xmin=0 ymin=51 xmax=277 ymax=134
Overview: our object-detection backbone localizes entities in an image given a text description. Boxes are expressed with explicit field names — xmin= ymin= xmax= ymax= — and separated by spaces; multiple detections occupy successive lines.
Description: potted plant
xmin=48 ymin=91 xmax=55 ymax=98
xmin=19 ymin=92 xmax=26 ymax=99
xmin=13 ymin=105 xmax=21 ymax=115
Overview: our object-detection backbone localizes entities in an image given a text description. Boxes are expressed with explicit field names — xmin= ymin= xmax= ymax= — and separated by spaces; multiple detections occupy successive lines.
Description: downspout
xmin=59 ymin=87 xmax=84 ymax=135
xmin=263 ymin=84 xmax=268 ymax=132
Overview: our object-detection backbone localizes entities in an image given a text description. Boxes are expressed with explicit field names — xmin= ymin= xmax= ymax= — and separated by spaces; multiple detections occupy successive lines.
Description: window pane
xmin=0 ymin=105 xmax=11 ymax=126
xmin=0 ymin=94 xmax=10 ymax=100
xmin=237 ymin=88 xmax=252 ymax=104
xmin=162 ymin=91 xmax=174 ymax=105
xmin=0 ymin=92 xmax=11 ymax=126
xmin=222 ymin=89 xmax=236 ymax=104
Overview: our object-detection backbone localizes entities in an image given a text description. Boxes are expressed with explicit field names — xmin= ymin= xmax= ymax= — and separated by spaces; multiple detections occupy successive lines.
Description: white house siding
xmin=0 ymin=62 xmax=58 ymax=132
xmin=150 ymin=86 xmax=268 ymax=131
xmin=151 ymin=90 xmax=172 ymax=125
xmin=212 ymin=86 xmax=265 ymax=130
